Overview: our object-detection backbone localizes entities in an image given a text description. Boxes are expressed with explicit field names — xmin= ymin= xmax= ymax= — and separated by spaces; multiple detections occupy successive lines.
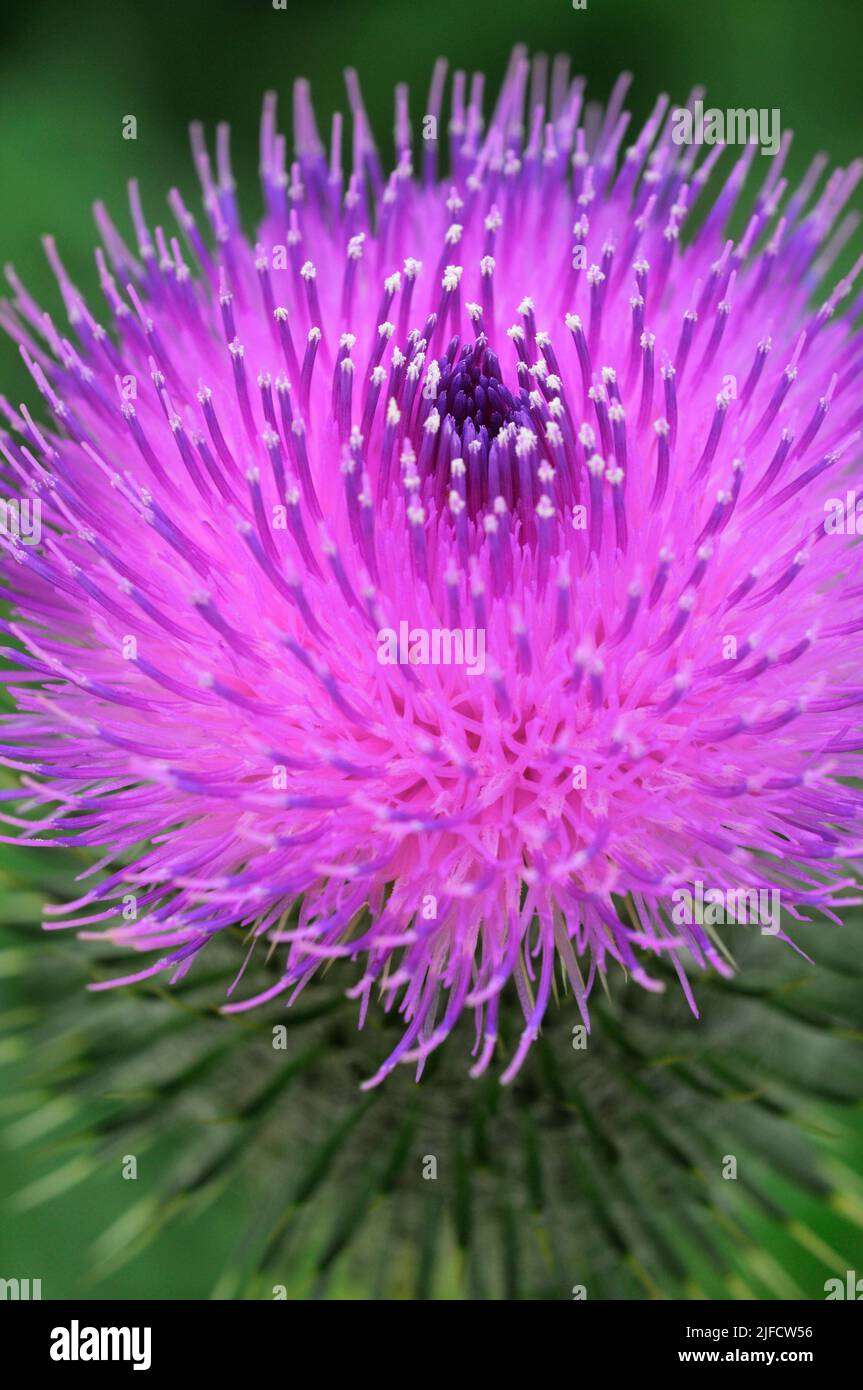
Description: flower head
xmin=2 ymin=50 xmax=862 ymax=1085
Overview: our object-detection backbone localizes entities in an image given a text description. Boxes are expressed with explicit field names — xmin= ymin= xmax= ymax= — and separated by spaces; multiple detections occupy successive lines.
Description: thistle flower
xmin=1 ymin=50 xmax=862 ymax=1089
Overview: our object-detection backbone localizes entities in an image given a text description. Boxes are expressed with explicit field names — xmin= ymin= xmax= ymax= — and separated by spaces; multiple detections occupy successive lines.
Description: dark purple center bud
xmin=435 ymin=337 xmax=519 ymax=440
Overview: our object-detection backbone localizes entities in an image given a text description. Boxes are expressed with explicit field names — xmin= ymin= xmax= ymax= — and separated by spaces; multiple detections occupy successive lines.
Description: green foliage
xmin=1 ymin=843 xmax=861 ymax=1300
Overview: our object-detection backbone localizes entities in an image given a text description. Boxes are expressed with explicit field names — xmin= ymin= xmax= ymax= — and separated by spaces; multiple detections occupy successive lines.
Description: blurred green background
xmin=1 ymin=0 xmax=862 ymax=1300
xmin=2 ymin=0 xmax=863 ymax=411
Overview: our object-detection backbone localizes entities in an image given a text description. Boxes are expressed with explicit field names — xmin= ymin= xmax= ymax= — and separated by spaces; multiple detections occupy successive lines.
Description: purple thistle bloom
xmin=2 ymin=49 xmax=863 ymax=1087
